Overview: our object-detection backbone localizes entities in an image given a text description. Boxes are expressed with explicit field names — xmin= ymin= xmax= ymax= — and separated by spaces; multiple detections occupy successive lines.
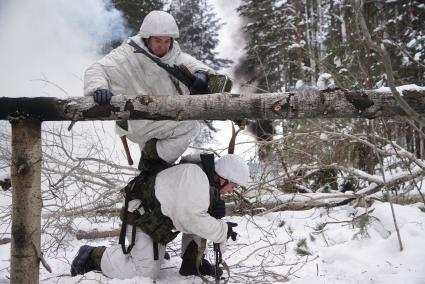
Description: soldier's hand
xmin=94 ymin=89 xmax=113 ymax=105
xmin=190 ymin=71 xmax=209 ymax=94
xmin=226 ymin=222 xmax=238 ymax=241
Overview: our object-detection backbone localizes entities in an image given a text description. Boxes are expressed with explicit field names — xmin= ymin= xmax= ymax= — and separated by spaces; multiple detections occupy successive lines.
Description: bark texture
xmin=0 ymin=89 xmax=425 ymax=121
xmin=10 ymin=119 xmax=42 ymax=284
xmin=76 ymin=229 xmax=121 ymax=240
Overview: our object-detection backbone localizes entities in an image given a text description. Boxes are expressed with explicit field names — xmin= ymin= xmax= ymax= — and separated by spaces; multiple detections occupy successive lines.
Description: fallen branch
xmin=76 ymin=229 xmax=120 ymax=240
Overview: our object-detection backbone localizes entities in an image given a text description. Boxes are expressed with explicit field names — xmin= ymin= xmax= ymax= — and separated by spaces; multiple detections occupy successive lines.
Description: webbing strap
xmin=153 ymin=241 xmax=159 ymax=260
xmin=200 ymin=153 xmax=216 ymax=186
xmin=119 ymin=198 xmax=137 ymax=254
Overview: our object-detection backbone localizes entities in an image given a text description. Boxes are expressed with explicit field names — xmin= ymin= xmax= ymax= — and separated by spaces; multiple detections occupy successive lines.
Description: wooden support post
xmin=10 ymin=119 xmax=42 ymax=284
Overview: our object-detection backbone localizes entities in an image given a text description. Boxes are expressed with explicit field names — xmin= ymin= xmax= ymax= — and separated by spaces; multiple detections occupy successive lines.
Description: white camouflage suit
xmin=84 ymin=11 xmax=223 ymax=280
xmin=100 ymin=163 xmax=229 ymax=280
xmin=84 ymin=34 xmax=211 ymax=163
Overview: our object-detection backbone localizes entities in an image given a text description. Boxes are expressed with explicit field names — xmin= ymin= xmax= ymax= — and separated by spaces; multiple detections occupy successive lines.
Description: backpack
xmin=119 ymin=154 xmax=216 ymax=259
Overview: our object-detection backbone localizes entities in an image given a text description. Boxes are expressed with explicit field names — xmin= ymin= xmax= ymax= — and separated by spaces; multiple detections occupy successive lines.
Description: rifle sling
xmin=119 ymin=197 xmax=137 ymax=255
xmin=128 ymin=40 xmax=193 ymax=88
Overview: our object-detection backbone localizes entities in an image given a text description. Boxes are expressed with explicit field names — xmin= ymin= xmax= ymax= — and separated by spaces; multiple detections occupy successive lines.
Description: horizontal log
xmin=1 ymin=89 xmax=425 ymax=121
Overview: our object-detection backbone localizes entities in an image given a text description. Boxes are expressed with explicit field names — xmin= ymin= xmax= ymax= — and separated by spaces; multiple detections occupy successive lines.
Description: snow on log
xmin=0 ymin=89 xmax=425 ymax=121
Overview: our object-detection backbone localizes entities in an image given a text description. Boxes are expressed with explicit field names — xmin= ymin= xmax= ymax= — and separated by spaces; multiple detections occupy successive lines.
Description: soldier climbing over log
xmin=71 ymin=10 xmax=244 ymax=282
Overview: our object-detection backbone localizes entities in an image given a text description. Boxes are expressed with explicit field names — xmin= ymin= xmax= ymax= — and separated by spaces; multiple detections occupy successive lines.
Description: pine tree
xmin=168 ymin=0 xmax=232 ymax=70
xmin=321 ymin=0 xmax=424 ymax=89
xmin=112 ymin=0 xmax=165 ymax=34
xmin=237 ymin=0 xmax=275 ymax=91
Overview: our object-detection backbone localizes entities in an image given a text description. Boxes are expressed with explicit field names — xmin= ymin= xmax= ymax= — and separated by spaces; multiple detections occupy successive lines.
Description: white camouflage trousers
xmin=116 ymin=120 xmax=200 ymax=164
xmin=100 ymin=226 xmax=202 ymax=280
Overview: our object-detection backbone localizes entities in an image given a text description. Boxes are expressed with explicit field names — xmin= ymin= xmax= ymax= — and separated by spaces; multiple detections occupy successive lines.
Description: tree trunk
xmin=1 ymin=89 xmax=425 ymax=122
xmin=10 ymin=119 xmax=42 ymax=284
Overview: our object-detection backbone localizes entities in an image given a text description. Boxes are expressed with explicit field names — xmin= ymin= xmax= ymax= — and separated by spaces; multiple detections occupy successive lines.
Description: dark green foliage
xmin=237 ymin=0 xmax=425 ymax=90
xmin=318 ymin=0 xmax=425 ymax=89
xmin=168 ymin=0 xmax=232 ymax=70
xmin=112 ymin=0 xmax=164 ymax=34
xmin=295 ymin=238 xmax=311 ymax=256
xmin=237 ymin=0 xmax=292 ymax=92
xmin=110 ymin=0 xmax=231 ymax=70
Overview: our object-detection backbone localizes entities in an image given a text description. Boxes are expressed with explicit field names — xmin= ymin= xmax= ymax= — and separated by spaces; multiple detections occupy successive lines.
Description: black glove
xmin=190 ymin=71 xmax=209 ymax=94
xmin=94 ymin=89 xmax=113 ymax=105
xmin=226 ymin=222 xmax=238 ymax=241
xmin=211 ymin=198 xmax=226 ymax=219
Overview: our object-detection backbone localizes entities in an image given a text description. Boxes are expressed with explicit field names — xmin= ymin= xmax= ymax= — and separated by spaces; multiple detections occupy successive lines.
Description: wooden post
xmin=10 ymin=119 xmax=42 ymax=284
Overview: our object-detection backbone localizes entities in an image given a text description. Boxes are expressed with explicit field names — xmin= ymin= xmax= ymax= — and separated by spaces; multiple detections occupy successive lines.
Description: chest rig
xmin=119 ymin=154 xmax=217 ymax=259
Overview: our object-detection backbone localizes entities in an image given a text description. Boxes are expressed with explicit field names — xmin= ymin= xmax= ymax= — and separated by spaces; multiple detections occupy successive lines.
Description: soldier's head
xmin=214 ymin=154 xmax=250 ymax=193
xmin=139 ymin=11 xmax=179 ymax=58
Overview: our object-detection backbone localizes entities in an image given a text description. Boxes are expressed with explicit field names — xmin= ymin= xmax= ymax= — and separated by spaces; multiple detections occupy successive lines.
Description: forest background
xmin=0 ymin=0 xmax=424 ymax=283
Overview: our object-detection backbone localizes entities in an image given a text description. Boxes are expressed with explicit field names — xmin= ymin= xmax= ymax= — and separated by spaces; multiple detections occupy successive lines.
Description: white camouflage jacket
xmin=155 ymin=163 xmax=228 ymax=244
xmin=84 ymin=35 xmax=209 ymax=160
xmin=84 ymin=34 xmax=210 ymax=98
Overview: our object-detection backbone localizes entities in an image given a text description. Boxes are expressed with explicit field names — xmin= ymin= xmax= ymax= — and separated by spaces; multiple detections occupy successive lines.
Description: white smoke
xmin=0 ymin=0 xmax=130 ymax=98
xmin=209 ymin=0 xmax=245 ymax=90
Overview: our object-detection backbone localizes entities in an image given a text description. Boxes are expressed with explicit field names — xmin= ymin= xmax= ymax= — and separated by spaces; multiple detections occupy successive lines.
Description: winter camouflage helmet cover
xmin=215 ymin=154 xmax=250 ymax=187
xmin=139 ymin=11 xmax=179 ymax=38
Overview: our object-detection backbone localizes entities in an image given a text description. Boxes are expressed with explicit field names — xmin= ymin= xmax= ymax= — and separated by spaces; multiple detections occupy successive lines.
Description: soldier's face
xmin=219 ymin=179 xmax=239 ymax=194
xmin=148 ymin=36 xmax=172 ymax=57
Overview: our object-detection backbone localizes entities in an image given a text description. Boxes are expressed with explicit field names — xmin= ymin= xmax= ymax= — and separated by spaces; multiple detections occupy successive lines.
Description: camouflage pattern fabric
xmin=208 ymin=74 xmax=233 ymax=93
xmin=90 ymin=246 xmax=106 ymax=271
xmin=121 ymin=173 xmax=179 ymax=245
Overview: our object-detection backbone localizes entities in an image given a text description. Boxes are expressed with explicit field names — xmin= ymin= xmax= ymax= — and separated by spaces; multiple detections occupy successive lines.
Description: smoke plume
xmin=0 ymin=0 xmax=130 ymax=98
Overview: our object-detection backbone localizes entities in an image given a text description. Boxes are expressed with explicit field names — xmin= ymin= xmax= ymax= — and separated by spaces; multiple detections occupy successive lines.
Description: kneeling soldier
xmin=70 ymin=154 xmax=249 ymax=280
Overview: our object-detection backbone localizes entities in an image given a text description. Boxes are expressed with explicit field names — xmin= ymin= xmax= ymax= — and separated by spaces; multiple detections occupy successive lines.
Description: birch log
xmin=0 ymin=89 xmax=425 ymax=121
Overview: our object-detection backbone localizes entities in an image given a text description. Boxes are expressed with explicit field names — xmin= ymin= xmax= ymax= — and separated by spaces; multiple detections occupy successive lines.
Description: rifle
xmin=128 ymin=40 xmax=198 ymax=92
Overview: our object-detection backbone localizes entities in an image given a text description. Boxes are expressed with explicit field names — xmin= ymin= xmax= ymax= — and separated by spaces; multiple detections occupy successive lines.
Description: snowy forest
xmin=0 ymin=0 xmax=425 ymax=283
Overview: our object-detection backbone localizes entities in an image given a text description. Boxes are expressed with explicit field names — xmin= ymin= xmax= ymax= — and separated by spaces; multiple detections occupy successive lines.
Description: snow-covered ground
xmin=1 ymin=200 xmax=424 ymax=283
xmin=2 ymin=119 xmax=424 ymax=283
xmin=1 ymin=1 xmax=425 ymax=283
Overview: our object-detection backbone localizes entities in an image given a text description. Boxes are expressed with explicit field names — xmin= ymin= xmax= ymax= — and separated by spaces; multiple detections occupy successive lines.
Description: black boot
xmin=138 ymin=139 xmax=170 ymax=173
xmin=70 ymin=245 xmax=105 ymax=276
xmin=179 ymin=241 xmax=223 ymax=277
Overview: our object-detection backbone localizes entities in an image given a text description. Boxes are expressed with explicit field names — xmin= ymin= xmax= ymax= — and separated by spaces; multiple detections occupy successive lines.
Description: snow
xmin=406 ymin=39 xmax=417 ymax=48
xmin=2 ymin=201 xmax=424 ymax=283
xmin=296 ymin=80 xmax=305 ymax=89
xmin=0 ymin=0 xmax=129 ymax=99
xmin=375 ymin=84 xmax=425 ymax=93
xmin=0 ymin=172 xmax=9 ymax=182
xmin=316 ymin=73 xmax=335 ymax=90
xmin=333 ymin=56 xmax=342 ymax=68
